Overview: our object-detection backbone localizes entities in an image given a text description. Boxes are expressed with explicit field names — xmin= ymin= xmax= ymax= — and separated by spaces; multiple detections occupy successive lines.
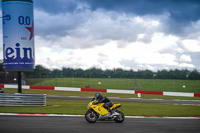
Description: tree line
xmin=0 ymin=61 xmax=200 ymax=79
xmin=24 ymin=65 xmax=200 ymax=80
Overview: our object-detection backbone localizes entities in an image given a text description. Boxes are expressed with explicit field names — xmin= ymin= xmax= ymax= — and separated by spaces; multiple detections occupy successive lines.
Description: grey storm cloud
xmin=85 ymin=0 xmax=200 ymax=22
xmin=85 ymin=0 xmax=200 ymax=37
xmin=34 ymin=0 xmax=78 ymax=14
xmin=32 ymin=0 xmax=200 ymax=37
xmin=34 ymin=0 xmax=200 ymax=23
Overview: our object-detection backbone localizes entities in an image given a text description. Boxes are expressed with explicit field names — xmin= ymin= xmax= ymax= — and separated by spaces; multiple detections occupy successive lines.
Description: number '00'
xmin=18 ymin=16 xmax=30 ymax=25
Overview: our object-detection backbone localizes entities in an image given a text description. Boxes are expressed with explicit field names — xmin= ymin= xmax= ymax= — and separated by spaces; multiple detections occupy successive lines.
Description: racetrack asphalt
xmin=0 ymin=115 xmax=200 ymax=133
xmin=47 ymin=96 xmax=200 ymax=106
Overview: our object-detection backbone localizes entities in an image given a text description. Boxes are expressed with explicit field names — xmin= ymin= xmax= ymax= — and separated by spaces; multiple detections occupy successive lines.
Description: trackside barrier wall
xmin=107 ymin=89 xmax=135 ymax=94
xmin=0 ymin=93 xmax=46 ymax=106
xmin=163 ymin=92 xmax=194 ymax=97
xmin=0 ymin=84 xmax=200 ymax=97
xmin=55 ymin=87 xmax=81 ymax=91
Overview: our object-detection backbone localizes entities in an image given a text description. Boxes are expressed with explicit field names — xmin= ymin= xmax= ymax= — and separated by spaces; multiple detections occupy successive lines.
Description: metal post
xmin=18 ymin=71 xmax=22 ymax=93
xmin=153 ymin=73 xmax=156 ymax=91
xmin=134 ymin=78 xmax=137 ymax=90
xmin=55 ymin=75 xmax=57 ymax=86
xmin=72 ymin=75 xmax=74 ymax=87
xmin=90 ymin=75 xmax=91 ymax=87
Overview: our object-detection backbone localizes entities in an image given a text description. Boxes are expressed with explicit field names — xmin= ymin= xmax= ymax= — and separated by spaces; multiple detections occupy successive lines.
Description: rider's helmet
xmin=95 ymin=92 xmax=102 ymax=101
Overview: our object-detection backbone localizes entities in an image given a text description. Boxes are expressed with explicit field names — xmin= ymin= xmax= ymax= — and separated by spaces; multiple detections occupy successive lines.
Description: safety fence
xmin=0 ymin=93 xmax=46 ymax=106
xmin=0 ymin=84 xmax=200 ymax=98
xmin=25 ymin=78 xmax=200 ymax=93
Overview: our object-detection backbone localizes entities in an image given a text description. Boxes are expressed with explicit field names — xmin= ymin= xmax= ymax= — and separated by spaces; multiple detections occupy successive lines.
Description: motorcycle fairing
xmin=91 ymin=103 xmax=108 ymax=116
xmin=110 ymin=103 xmax=121 ymax=109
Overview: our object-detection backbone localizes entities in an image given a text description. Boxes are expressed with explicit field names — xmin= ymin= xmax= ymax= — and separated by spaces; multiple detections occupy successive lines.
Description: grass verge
xmin=0 ymin=99 xmax=200 ymax=117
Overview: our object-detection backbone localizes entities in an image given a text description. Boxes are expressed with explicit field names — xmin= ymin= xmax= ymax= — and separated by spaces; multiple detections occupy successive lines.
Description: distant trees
xmin=188 ymin=69 xmax=200 ymax=79
xmin=23 ymin=65 xmax=200 ymax=80
xmin=0 ymin=61 xmax=199 ymax=79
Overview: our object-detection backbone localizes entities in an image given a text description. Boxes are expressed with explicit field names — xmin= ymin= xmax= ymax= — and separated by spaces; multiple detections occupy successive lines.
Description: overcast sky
xmin=1 ymin=0 xmax=200 ymax=71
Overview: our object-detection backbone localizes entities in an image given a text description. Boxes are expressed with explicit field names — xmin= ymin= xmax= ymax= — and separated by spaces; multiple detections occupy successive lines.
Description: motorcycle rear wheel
xmin=85 ymin=111 xmax=98 ymax=123
xmin=114 ymin=110 xmax=125 ymax=123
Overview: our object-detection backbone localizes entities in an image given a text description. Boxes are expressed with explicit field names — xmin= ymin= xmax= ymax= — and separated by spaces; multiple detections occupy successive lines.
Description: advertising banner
xmin=2 ymin=0 xmax=35 ymax=71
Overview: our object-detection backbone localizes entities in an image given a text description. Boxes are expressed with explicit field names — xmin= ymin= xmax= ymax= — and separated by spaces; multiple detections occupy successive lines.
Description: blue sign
xmin=2 ymin=0 xmax=35 ymax=71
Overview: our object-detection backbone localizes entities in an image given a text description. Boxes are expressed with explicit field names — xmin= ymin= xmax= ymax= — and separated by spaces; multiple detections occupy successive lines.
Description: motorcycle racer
xmin=92 ymin=92 xmax=113 ymax=115
xmin=86 ymin=92 xmax=125 ymax=123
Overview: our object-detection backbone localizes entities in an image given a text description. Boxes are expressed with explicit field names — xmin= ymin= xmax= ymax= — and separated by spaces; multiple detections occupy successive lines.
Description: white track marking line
xmin=0 ymin=113 xmax=200 ymax=119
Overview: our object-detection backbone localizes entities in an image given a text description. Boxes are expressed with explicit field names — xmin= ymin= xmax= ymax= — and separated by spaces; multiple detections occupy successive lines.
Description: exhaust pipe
xmin=98 ymin=114 xmax=110 ymax=120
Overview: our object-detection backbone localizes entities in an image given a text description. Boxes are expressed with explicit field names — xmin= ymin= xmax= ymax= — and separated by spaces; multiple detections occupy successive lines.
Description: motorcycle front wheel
xmin=114 ymin=110 xmax=125 ymax=123
xmin=85 ymin=111 xmax=98 ymax=123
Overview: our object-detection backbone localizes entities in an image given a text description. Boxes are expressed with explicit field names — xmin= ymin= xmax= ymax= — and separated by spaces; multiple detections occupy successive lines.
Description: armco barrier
xmin=0 ymin=84 xmax=200 ymax=97
xmin=135 ymin=90 xmax=163 ymax=95
xmin=107 ymin=89 xmax=135 ymax=94
xmin=163 ymin=92 xmax=193 ymax=97
xmin=0 ymin=84 xmax=4 ymax=88
xmin=0 ymin=93 xmax=46 ymax=106
xmin=194 ymin=93 xmax=200 ymax=97
xmin=30 ymin=85 xmax=54 ymax=90
xmin=81 ymin=88 xmax=107 ymax=92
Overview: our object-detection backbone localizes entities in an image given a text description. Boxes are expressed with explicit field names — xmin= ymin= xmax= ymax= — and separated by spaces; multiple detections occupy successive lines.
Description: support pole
xmin=18 ymin=71 xmax=22 ymax=93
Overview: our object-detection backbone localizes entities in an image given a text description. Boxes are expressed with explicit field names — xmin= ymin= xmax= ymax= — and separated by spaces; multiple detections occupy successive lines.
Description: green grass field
xmin=26 ymin=78 xmax=200 ymax=93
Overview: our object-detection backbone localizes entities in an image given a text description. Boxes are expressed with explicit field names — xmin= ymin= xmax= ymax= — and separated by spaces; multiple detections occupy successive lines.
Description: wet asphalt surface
xmin=0 ymin=115 xmax=200 ymax=133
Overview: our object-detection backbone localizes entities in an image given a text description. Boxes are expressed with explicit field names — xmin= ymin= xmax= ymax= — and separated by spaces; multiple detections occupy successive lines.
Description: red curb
xmin=0 ymin=84 xmax=4 ymax=88
xmin=135 ymin=90 xmax=163 ymax=95
xmin=194 ymin=93 xmax=200 ymax=97
xmin=30 ymin=85 xmax=55 ymax=90
xmin=81 ymin=88 xmax=107 ymax=92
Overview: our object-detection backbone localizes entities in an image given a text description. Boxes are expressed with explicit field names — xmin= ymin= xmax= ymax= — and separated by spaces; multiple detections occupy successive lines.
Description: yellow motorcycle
xmin=85 ymin=100 xmax=125 ymax=123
